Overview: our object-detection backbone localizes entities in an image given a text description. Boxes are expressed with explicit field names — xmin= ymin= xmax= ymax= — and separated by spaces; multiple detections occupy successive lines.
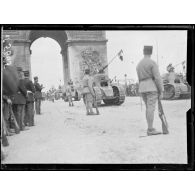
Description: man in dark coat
xmin=2 ymin=64 xmax=19 ymax=135
xmin=11 ymin=67 xmax=28 ymax=132
xmin=23 ymin=70 xmax=36 ymax=126
xmin=34 ymin=76 xmax=44 ymax=114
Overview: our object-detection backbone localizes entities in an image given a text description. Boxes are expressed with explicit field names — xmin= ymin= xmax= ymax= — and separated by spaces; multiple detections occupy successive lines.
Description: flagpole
xmin=108 ymin=50 xmax=122 ymax=66
xmin=100 ymin=50 xmax=123 ymax=72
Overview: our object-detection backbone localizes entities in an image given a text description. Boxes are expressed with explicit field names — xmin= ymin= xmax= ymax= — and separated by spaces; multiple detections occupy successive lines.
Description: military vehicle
xmin=92 ymin=64 xmax=125 ymax=106
xmin=162 ymin=64 xmax=191 ymax=100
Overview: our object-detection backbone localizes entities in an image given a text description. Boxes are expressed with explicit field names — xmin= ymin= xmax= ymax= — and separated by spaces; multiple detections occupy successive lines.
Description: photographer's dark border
xmin=1 ymin=24 xmax=194 ymax=171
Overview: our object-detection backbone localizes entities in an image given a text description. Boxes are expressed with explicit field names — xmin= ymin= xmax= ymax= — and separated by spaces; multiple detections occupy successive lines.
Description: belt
xmin=139 ymin=77 xmax=154 ymax=82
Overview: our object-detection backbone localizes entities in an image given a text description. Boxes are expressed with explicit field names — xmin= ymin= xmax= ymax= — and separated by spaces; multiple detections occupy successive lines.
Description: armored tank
xmin=162 ymin=64 xmax=191 ymax=100
xmin=92 ymin=72 xmax=125 ymax=106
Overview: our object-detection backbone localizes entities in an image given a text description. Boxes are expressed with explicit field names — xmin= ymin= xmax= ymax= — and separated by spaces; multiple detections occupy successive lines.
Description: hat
xmin=143 ymin=46 xmax=153 ymax=55
xmin=167 ymin=64 xmax=174 ymax=72
xmin=23 ymin=70 xmax=30 ymax=77
xmin=16 ymin=67 xmax=23 ymax=72
xmin=34 ymin=76 xmax=38 ymax=80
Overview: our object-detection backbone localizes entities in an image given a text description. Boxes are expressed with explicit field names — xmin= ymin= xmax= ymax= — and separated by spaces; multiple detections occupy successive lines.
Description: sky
xmin=31 ymin=30 xmax=187 ymax=91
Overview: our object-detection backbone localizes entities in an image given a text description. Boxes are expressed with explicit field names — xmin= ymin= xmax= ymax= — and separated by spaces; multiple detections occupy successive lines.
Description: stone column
xmin=61 ymin=46 xmax=70 ymax=86
xmin=12 ymin=39 xmax=31 ymax=75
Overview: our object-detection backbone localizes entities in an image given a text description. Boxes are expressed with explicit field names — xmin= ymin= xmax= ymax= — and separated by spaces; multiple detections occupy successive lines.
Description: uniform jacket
xmin=3 ymin=65 xmax=19 ymax=96
xmin=66 ymin=85 xmax=72 ymax=96
xmin=34 ymin=82 xmax=42 ymax=99
xmin=24 ymin=78 xmax=35 ymax=102
xmin=136 ymin=57 xmax=164 ymax=93
xmin=82 ymin=75 xmax=94 ymax=95
xmin=11 ymin=79 xmax=27 ymax=105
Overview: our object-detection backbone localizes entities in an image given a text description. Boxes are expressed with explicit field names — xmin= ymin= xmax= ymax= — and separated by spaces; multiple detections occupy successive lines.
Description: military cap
xmin=23 ymin=70 xmax=30 ymax=77
xmin=143 ymin=46 xmax=153 ymax=55
xmin=16 ymin=67 xmax=23 ymax=72
xmin=34 ymin=76 xmax=38 ymax=80
xmin=167 ymin=63 xmax=174 ymax=72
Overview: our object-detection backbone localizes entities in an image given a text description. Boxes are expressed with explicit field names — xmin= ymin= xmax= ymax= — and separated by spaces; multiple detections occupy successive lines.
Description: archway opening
xmin=30 ymin=37 xmax=63 ymax=92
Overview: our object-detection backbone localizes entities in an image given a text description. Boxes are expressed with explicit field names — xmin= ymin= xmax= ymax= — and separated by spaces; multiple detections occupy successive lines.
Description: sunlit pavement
xmin=2 ymin=97 xmax=190 ymax=164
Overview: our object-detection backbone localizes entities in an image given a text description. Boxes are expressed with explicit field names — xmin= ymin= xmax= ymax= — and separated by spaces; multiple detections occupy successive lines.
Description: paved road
xmin=2 ymin=97 xmax=190 ymax=164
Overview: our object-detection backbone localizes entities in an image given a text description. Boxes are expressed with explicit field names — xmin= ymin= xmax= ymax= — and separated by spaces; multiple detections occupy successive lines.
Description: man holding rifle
xmin=136 ymin=46 xmax=164 ymax=136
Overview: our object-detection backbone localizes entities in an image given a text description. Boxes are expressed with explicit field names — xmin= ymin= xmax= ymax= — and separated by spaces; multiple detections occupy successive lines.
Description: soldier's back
xmin=137 ymin=57 xmax=156 ymax=80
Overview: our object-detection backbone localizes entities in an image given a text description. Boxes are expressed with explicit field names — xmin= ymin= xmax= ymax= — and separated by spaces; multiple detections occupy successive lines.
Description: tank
xmin=92 ymin=73 xmax=125 ymax=105
xmin=162 ymin=72 xmax=191 ymax=100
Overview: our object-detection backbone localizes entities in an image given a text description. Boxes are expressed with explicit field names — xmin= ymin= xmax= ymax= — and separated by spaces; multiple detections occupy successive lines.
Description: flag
xmin=182 ymin=61 xmax=186 ymax=70
xmin=118 ymin=49 xmax=123 ymax=61
xmin=182 ymin=61 xmax=186 ymax=65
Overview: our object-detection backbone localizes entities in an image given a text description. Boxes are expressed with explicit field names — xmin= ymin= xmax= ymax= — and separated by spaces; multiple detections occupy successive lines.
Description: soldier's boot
xmin=5 ymin=122 xmax=15 ymax=135
xmin=2 ymin=134 xmax=9 ymax=147
xmin=147 ymin=128 xmax=162 ymax=136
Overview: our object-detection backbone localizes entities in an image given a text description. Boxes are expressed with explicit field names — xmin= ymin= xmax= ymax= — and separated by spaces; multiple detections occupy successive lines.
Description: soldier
xmin=136 ymin=46 xmax=164 ymax=136
xmin=82 ymin=68 xmax=96 ymax=115
xmin=11 ymin=67 xmax=28 ymax=132
xmin=66 ymin=81 xmax=74 ymax=106
xmin=23 ymin=70 xmax=36 ymax=126
xmin=34 ymin=76 xmax=44 ymax=114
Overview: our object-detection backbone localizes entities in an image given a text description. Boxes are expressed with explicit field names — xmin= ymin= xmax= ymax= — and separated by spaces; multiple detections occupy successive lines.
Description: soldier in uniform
xmin=82 ymin=68 xmax=96 ymax=115
xmin=34 ymin=76 xmax=44 ymax=114
xmin=23 ymin=70 xmax=36 ymax=126
xmin=11 ymin=67 xmax=28 ymax=132
xmin=136 ymin=46 xmax=164 ymax=136
xmin=66 ymin=81 xmax=74 ymax=106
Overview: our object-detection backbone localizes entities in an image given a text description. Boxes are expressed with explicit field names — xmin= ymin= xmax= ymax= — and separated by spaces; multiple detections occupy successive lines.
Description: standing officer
xmin=66 ymin=81 xmax=74 ymax=106
xmin=23 ymin=70 xmax=36 ymax=126
xmin=11 ymin=67 xmax=27 ymax=132
xmin=82 ymin=68 xmax=96 ymax=115
xmin=34 ymin=76 xmax=44 ymax=114
xmin=136 ymin=46 xmax=164 ymax=136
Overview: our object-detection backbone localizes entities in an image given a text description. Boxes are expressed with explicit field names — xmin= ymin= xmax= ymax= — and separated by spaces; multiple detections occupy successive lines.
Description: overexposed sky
xmin=31 ymin=30 xmax=187 ymax=91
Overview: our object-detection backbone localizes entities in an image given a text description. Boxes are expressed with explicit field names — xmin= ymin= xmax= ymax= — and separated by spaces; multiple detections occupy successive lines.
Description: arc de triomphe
xmin=3 ymin=30 xmax=108 ymax=86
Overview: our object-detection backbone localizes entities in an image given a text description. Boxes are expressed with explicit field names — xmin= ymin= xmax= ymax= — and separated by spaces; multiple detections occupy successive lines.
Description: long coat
xmin=34 ymin=82 xmax=43 ymax=99
xmin=11 ymin=79 xmax=27 ymax=105
xmin=3 ymin=65 xmax=19 ymax=96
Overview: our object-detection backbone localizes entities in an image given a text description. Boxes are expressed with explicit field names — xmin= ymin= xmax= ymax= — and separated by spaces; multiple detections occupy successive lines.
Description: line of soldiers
xmin=2 ymin=64 xmax=43 ymax=161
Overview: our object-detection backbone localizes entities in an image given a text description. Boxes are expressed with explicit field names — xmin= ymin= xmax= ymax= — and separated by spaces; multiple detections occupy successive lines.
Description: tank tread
xmin=172 ymin=86 xmax=180 ymax=99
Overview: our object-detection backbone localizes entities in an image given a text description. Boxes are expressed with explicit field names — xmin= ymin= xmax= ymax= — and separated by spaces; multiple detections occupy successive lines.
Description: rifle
xmin=158 ymin=97 xmax=169 ymax=134
xmin=2 ymin=116 xmax=9 ymax=147
xmin=156 ymin=41 xmax=169 ymax=134
xmin=9 ymin=104 xmax=20 ymax=132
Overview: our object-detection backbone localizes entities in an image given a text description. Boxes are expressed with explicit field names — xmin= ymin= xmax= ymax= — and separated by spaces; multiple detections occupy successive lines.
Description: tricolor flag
xmin=118 ymin=49 xmax=123 ymax=61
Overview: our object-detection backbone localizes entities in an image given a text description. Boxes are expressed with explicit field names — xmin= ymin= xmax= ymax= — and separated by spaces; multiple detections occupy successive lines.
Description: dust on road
xmin=3 ymin=97 xmax=190 ymax=164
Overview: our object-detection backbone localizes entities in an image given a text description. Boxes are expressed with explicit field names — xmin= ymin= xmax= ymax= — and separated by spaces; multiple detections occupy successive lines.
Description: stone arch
xmin=28 ymin=30 xmax=69 ymax=85
xmin=3 ymin=30 xmax=108 ymax=86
